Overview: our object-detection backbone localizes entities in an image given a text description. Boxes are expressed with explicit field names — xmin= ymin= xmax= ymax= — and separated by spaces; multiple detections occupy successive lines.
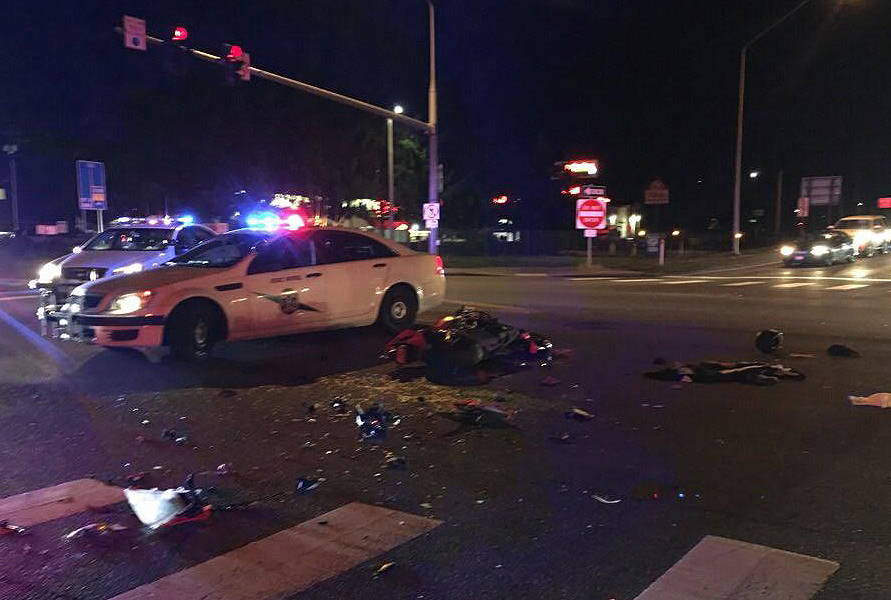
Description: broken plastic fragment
xmin=64 ymin=522 xmax=127 ymax=540
xmin=295 ymin=476 xmax=321 ymax=494
xmin=849 ymin=393 xmax=891 ymax=408
xmin=374 ymin=562 xmax=396 ymax=577
xmin=0 ymin=521 xmax=27 ymax=535
xmin=565 ymin=408 xmax=593 ymax=421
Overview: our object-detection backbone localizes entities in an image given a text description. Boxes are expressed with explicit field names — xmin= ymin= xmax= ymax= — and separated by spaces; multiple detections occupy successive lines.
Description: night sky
xmin=2 ymin=0 xmax=889 ymax=231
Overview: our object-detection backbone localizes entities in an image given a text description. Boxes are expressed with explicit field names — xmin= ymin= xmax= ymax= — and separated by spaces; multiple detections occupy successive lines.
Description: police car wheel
xmin=378 ymin=287 xmax=417 ymax=333
xmin=169 ymin=304 xmax=218 ymax=362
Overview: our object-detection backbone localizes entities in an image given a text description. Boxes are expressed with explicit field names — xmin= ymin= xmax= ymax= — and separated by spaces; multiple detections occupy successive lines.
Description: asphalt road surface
xmin=1 ymin=254 xmax=891 ymax=599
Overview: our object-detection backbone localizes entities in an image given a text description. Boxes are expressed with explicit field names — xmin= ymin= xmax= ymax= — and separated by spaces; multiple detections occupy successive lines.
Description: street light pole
xmin=426 ymin=0 xmax=439 ymax=255
xmin=2 ymin=145 xmax=19 ymax=233
xmin=386 ymin=116 xmax=394 ymax=237
xmin=732 ymin=0 xmax=815 ymax=255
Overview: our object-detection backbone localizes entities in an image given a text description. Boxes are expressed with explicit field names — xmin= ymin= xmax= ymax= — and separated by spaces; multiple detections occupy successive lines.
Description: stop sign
xmin=576 ymin=198 xmax=607 ymax=229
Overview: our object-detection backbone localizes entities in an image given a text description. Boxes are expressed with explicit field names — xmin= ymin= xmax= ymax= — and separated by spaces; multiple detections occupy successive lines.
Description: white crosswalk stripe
xmin=720 ymin=281 xmax=764 ymax=287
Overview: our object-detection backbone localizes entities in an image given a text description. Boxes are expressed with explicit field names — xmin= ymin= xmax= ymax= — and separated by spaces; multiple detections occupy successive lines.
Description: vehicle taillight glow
xmin=434 ymin=255 xmax=445 ymax=276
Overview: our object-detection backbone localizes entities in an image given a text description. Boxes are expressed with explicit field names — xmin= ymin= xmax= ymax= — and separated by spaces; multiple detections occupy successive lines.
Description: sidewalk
xmin=443 ymin=248 xmax=779 ymax=277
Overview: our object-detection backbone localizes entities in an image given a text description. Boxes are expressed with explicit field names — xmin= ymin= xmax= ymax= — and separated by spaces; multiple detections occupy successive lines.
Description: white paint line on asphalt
xmin=110 ymin=502 xmax=441 ymax=600
xmin=825 ymin=284 xmax=870 ymax=291
xmin=514 ymin=272 xmax=548 ymax=277
xmin=634 ymin=535 xmax=838 ymax=600
xmin=773 ymin=282 xmax=817 ymax=288
xmin=607 ymin=278 xmax=661 ymax=283
xmin=0 ymin=479 xmax=124 ymax=527
xmin=720 ymin=281 xmax=764 ymax=287
xmin=0 ymin=294 xmax=37 ymax=302
xmin=665 ymin=274 xmax=891 ymax=283
xmin=659 ymin=280 xmax=708 ymax=285
xmin=444 ymin=299 xmax=532 ymax=314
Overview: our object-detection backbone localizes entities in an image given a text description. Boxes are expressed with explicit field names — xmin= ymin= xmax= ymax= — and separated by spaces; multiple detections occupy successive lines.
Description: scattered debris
xmin=175 ymin=436 xmax=188 ymax=445
xmin=452 ymin=401 xmax=514 ymax=427
xmin=141 ymin=420 xmax=150 ymax=426
xmin=215 ymin=463 xmax=232 ymax=476
xmin=646 ymin=360 xmax=804 ymax=385
xmin=295 ymin=476 xmax=321 ymax=494
xmin=356 ymin=404 xmax=399 ymax=440
xmin=755 ymin=329 xmax=783 ymax=354
xmin=828 ymin=344 xmax=860 ymax=358
xmin=540 ymin=375 xmax=561 ymax=387
xmin=384 ymin=453 xmax=407 ymax=470
xmin=64 ymin=522 xmax=127 ymax=540
xmin=161 ymin=429 xmax=177 ymax=441
xmin=592 ymin=494 xmax=622 ymax=505
xmin=374 ymin=562 xmax=396 ymax=577
xmin=125 ymin=471 xmax=150 ymax=486
xmin=565 ymin=408 xmax=593 ymax=421
xmin=331 ymin=398 xmax=350 ymax=415
xmin=549 ymin=432 xmax=572 ymax=444
xmin=0 ymin=521 xmax=27 ymax=536
xmin=125 ymin=474 xmax=211 ymax=529
xmin=849 ymin=393 xmax=891 ymax=408
xmin=419 ymin=502 xmax=433 ymax=509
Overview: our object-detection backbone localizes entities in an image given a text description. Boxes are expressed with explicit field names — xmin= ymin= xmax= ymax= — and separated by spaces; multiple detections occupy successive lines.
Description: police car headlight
xmin=113 ymin=263 xmax=143 ymax=275
xmin=37 ymin=262 xmax=62 ymax=283
xmin=811 ymin=245 xmax=830 ymax=257
xmin=780 ymin=245 xmax=794 ymax=257
xmin=107 ymin=291 xmax=152 ymax=314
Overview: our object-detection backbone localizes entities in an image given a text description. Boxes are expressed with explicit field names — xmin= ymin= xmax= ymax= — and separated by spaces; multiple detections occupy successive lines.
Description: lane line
xmin=0 ymin=479 xmax=124 ymax=527
xmin=443 ymin=299 xmax=532 ymax=314
xmin=111 ymin=502 xmax=441 ymax=600
xmin=773 ymin=282 xmax=817 ymax=289
xmin=634 ymin=535 xmax=838 ymax=600
xmin=720 ymin=281 xmax=764 ymax=287
xmin=607 ymin=278 xmax=661 ymax=283
xmin=666 ymin=274 xmax=891 ymax=283
xmin=659 ymin=280 xmax=708 ymax=285
xmin=0 ymin=294 xmax=38 ymax=302
xmin=824 ymin=284 xmax=869 ymax=291
xmin=514 ymin=273 xmax=548 ymax=277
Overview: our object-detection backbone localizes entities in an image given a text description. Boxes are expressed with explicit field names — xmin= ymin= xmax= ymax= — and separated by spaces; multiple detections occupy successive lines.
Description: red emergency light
xmin=492 ymin=195 xmax=508 ymax=205
xmin=226 ymin=44 xmax=244 ymax=60
xmin=172 ymin=26 xmax=188 ymax=42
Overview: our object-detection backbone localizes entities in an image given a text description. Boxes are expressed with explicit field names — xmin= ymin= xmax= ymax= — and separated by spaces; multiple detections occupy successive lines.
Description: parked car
xmin=41 ymin=227 xmax=446 ymax=361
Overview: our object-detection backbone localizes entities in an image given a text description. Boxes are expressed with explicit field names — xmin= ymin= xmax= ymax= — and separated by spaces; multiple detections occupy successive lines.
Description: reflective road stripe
xmin=110 ymin=502 xmax=442 ymax=600
xmin=825 ymin=284 xmax=869 ymax=291
xmin=634 ymin=535 xmax=838 ymax=600
xmin=720 ymin=281 xmax=764 ymax=287
xmin=773 ymin=282 xmax=816 ymax=288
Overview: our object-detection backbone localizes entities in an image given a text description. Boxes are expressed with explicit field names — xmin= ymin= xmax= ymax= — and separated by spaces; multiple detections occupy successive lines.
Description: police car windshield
xmin=166 ymin=232 xmax=269 ymax=268
xmin=82 ymin=228 xmax=173 ymax=251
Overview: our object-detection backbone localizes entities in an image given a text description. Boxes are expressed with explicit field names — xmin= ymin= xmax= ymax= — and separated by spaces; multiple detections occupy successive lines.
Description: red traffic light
xmin=172 ymin=26 xmax=188 ymax=42
xmin=492 ymin=195 xmax=508 ymax=205
xmin=226 ymin=44 xmax=243 ymax=60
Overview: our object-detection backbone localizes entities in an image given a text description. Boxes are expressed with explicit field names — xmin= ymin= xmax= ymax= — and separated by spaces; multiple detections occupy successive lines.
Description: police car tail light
xmin=107 ymin=291 xmax=152 ymax=315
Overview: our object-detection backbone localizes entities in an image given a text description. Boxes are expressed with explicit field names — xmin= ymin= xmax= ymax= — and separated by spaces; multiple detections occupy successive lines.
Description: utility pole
xmin=775 ymin=169 xmax=783 ymax=235
xmin=386 ymin=117 xmax=394 ymax=238
xmin=426 ymin=0 xmax=439 ymax=255
xmin=2 ymin=145 xmax=19 ymax=232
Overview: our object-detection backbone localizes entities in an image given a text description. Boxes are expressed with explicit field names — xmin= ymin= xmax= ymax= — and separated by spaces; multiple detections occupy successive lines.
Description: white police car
xmin=34 ymin=220 xmax=216 ymax=310
xmin=43 ymin=226 xmax=446 ymax=361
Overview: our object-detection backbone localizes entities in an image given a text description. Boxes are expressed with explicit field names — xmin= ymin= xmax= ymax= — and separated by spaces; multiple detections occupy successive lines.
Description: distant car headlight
xmin=107 ymin=291 xmax=152 ymax=315
xmin=37 ymin=262 xmax=62 ymax=283
xmin=113 ymin=263 xmax=144 ymax=275
xmin=811 ymin=245 xmax=830 ymax=257
xmin=780 ymin=245 xmax=795 ymax=257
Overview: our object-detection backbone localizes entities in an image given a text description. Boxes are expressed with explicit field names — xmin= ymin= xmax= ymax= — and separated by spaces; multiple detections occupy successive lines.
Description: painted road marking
xmin=514 ymin=272 xmax=548 ymax=277
xmin=772 ymin=282 xmax=817 ymax=289
xmin=111 ymin=502 xmax=441 ymax=600
xmin=608 ymin=278 xmax=661 ymax=283
xmin=825 ymin=284 xmax=869 ymax=291
xmin=0 ymin=294 xmax=37 ymax=302
xmin=634 ymin=535 xmax=838 ymax=600
xmin=692 ymin=260 xmax=787 ymax=275
xmin=444 ymin=299 xmax=532 ymax=314
xmin=660 ymin=280 xmax=708 ymax=285
xmin=720 ymin=281 xmax=764 ymax=287
xmin=0 ymin=479 xmax=124 ymax=527
xmin=666 ymin=274 xmax=891 ymax=283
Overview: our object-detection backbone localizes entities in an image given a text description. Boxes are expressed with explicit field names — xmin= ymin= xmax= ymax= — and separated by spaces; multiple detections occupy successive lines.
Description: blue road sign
xmin=76 ymin=161 xmax=107 ymax=210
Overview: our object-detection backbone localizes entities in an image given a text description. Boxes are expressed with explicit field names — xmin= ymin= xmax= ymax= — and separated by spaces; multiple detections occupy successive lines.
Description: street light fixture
xmin=393 ymin=104 xmax=404 ymax=115
xmin=732 ymin=0 xmax=817 ymax=255
xmin=749 ymin=170 xmax=760 ymax=179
